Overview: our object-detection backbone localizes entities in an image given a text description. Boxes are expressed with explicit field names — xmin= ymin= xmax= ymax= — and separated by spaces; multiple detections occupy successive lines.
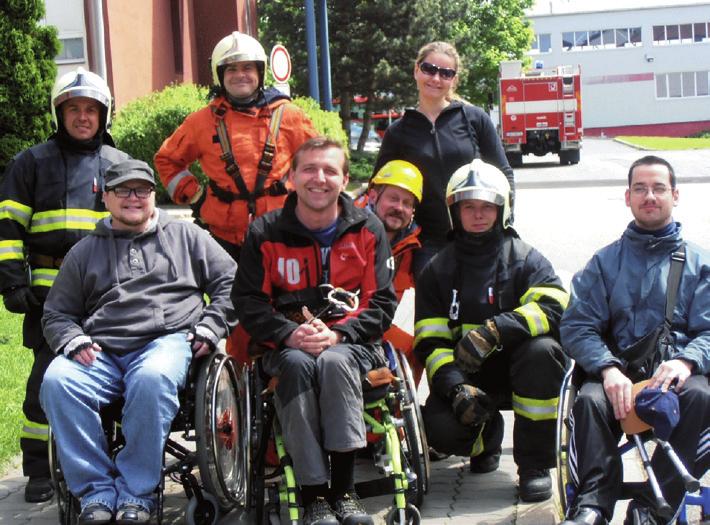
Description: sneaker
xmin=115 ymin=503 xmax=151 ymax=524
xmin=78 ymin=502 xmax=113 ymax=525
xmin=518 ymin=468 xmax=552 ymax=502
xmin=24 ymin=476 xmax=54 ymax=503
xmin=561 ymin=506 xmax=607 ymax=525
xmin=624 ymin=501 xmax=661 ymax=525
xmin=303 ymin=497 xmax=339 ymax=525
xmin=469 ymin=447 xmax=501 ymax=474
xmin=333 ymin=492 xmax=374 ymax=525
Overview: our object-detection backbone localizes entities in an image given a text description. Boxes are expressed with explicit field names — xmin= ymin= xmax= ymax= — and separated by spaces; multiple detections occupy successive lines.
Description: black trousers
xmin=423 ymin=336 xmax=568 ymax=470
xmin=567 ymin=375 xmax=710 ymax=520
xmin=20 ymin=308 xmax=54 ymax=478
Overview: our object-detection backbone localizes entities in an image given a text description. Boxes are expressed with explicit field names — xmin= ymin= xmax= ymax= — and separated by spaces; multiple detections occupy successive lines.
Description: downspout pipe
xmin=86 ymin=0 xmax=107 ymax=80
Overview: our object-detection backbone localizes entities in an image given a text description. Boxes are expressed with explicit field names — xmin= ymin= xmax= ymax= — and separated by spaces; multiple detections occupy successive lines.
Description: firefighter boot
xmin=24 ymin=476 xmax=54 ymax=503
xmin=560 ymin=506 xmax=607 ymax=525
xmin=518 ymin=468 xmax=552 ymax=502
xmin=469 ymin=447 xmax=501 ymax=474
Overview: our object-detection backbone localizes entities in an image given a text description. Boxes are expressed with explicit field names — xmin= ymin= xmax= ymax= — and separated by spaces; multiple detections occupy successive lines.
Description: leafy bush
xmin=349 ymin=151 xmax=377 ymax=182
xmin=111 ymin=85 xmax=346 ymax=203
xmin=111 ymin=83 xmax=209 ymax=203
xmin=0 ymin=0 xmax=60 ymax=172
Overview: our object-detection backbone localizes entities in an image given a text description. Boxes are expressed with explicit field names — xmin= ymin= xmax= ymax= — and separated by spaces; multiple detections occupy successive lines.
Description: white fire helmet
xmin=50 ymin=67 xmax=112 ymax=130
xmin=211 ymin=31 xmax=267 ymax=88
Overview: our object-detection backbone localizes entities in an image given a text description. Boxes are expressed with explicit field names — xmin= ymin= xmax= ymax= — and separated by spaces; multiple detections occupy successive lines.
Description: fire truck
xmin=498 ymin=60 xmax=582 ymax=167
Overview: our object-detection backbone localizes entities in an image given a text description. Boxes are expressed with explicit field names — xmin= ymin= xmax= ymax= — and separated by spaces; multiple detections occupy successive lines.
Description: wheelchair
xmin=555 ymin=365 xmax=710 ymax=525
xmin=48 ymin=351 xmax=244 ymax=525
xmin=233 ymin=341 xmax=430 ymax=525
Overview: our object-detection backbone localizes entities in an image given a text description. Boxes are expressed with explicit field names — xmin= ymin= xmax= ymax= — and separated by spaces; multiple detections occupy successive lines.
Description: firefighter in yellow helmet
xmin=413 ymin=159 xmax=569 ymax=502
xmin=155 ymin=31 xmax=318 ymax=262
xmin=0 ymin=67 xmax=130 ymax=503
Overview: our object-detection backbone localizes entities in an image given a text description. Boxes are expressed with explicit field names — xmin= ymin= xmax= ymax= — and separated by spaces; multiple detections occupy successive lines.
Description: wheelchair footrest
xmin=355 ymin=477 xmax=396 ymax=499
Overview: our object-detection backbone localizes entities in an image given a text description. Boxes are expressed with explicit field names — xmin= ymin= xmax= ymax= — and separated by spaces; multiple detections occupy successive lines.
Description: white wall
xmin=42 ymin=0 xmax=88 ymax=77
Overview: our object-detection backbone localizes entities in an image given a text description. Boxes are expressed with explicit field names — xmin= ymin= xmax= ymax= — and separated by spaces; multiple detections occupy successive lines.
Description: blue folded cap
xmin=634 ymin=386 xmax=680 ymax=441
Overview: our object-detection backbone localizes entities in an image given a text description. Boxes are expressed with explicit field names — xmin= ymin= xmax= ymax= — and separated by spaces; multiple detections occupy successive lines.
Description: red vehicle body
xmin=499 ymin=60 xmax=582 ymax=166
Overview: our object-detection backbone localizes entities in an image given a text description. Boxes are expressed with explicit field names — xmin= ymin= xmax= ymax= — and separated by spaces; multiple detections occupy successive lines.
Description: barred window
xmin=656 ymin=71 xmax=710 ymax=99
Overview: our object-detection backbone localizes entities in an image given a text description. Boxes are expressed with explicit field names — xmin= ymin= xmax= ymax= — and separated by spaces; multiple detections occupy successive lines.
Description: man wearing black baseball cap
xmin=39 ymin=158 xmax=237 ymax=524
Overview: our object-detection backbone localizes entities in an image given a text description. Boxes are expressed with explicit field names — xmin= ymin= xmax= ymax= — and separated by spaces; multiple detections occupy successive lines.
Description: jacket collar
xmin=622 ymin=221 xmax=683 ymax=252
xmin=279 ymin=192 xmax=368 ymax=238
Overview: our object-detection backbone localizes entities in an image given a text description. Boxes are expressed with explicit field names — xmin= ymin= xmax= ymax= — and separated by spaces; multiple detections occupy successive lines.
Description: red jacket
xmin=154 ymin=89 xmax=317 ymax=246
xmin=232 ymin=192 xmax=397 ymax=348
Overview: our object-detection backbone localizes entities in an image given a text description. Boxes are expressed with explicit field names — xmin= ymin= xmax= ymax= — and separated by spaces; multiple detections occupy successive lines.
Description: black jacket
xmin=374 ymin=101 xmax=514 ymax=244
xmin=414 ymin=229 xmax=568 ymax=399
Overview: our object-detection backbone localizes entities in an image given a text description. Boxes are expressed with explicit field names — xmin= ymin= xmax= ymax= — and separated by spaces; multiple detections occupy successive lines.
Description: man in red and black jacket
xmin=232 ymin=138 xmax=397 ymax=525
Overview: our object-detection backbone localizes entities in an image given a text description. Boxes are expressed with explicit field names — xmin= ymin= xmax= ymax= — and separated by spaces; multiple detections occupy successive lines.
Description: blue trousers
xmin=40 ymin=333 xmax=191 ymax=512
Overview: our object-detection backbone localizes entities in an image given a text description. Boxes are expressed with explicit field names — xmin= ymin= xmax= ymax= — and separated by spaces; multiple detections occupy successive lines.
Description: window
xmin=630 ymin=27 xmax=641 ymax=45
xmin=562 ymin=26 xmax=642 ymax=51
xmin=602 ymin=29 xmax=615 ymax=46
xmin=615 ymin=28 xmax=629 ymax=47
xmin=589 ymin=30 xmax=601 ymax=46
xmin=56 ymin=37 xmax=85 ymax=63
xmin=531 ymin=33 xmax=551 ymax=53
xmin=562 ymin=32 xmax=574 ymax=50
xmin=575 ymin=31 xmax=589 ymax=48
xmin=653 ymin=21 xmax=710 ymax=45
xmin=657 ymin=71 xmax=710 ymax=98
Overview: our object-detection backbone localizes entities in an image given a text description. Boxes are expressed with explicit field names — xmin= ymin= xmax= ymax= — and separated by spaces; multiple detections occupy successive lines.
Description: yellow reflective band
xmin=470 ymin=424 xmax=486 ymax=457
xmin=0 ymin=199 xmax=32 ymax=228
xmin=30 ymin=209 xmax=108 ymax=233
xmin=31 ymin=268 xmax=59 ymax=287
xmin=21 ymin=418 xmax=49 ymax=441
xmin=520 ymin=286 xmax=569 ymax=310
xmin=453 ymin=323 xmax=482 ymax=339
xmin=414 ymin=317 xmax=453 ymax=347
xmin=515 ymin=302 xmax=549 ymax=337
xmin=512 ymin=392 xmax=559 ymax=421
xmin=425 ymin=347 xmax=454 ymax=381
xmin=0 ymin=240 xmax=24 ymax=261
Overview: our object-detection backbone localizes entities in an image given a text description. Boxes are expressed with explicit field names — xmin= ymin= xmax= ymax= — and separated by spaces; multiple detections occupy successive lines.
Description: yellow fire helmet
xmin=370 ymin=160 xmax=423 ymax=203
xmin=211 ymin=31 xmax=267 ymax=87
xmin=50 ymin=67 xmax=112 ymax=130
xmin=446 ymin=159 xmax=512 ymax=228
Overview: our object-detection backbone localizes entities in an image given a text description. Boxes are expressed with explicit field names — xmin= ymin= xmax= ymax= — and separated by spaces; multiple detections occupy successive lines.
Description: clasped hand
xmin=285 ymin=318 xmax=341 ymax=355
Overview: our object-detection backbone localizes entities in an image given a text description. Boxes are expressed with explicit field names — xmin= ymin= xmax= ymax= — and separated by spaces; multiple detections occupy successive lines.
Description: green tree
xmin=0 ymin=0 xmax=60 ymax=172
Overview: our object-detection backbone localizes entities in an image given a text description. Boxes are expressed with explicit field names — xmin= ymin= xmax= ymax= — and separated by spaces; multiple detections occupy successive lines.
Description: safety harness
xmin=210 ymin=102 xmax=287 ymax=216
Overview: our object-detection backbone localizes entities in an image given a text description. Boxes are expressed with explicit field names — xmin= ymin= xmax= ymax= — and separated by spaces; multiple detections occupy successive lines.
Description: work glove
xmin=454 ymin=319 xmax=501 ymax=375
xmin=3 ymin=286 xmax=39 ymax=314
xmin=450 ymin=384 xmax=495 ymax=427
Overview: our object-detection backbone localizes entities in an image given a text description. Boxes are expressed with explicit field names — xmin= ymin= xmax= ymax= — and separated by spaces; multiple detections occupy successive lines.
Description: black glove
xmin=450 ymin=384 xmax=495 ymax=427
xmin=454 ymin=319 xmax=500 ymax=375
xmin=188 ymin=330 xmax=216 ymax=354
xmin=3 ymin=286 xmax=39 ymax=314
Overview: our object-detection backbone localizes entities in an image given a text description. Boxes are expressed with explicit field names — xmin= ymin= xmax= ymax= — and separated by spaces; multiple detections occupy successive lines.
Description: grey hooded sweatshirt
xmin=42 ymin=210 xmax=237 ymax=355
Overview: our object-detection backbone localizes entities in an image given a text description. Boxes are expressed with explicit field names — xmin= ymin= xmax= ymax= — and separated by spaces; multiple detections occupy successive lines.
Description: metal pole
xmin=304 ymin=0 xmax=320 ymax=103
xmin=317 ymin=0 xmax=333 ymax=110
xmin=86 ymin=0 xmax=107 ymax=79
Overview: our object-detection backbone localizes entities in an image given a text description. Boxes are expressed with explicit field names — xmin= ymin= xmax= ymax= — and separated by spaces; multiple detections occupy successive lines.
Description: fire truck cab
xmin=499 ymin=60 xmax=582 ymax=167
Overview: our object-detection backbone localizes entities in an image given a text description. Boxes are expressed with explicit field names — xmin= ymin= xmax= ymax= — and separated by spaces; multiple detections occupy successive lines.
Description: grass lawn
xmin=616 ymin=136 xmax=710 ymax=150
xmin=0 ymin=305 xmax=30 ymax=475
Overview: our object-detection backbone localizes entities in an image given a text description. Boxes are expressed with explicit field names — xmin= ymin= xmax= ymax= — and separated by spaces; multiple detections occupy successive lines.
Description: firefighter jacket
xmin=374 ymin=101 xmax=514 ymax=245
xmin=232 ymin=192 xmax=398 ymax=348
xmin=414 ymin=228 xmax=569 ymax=400
xmin=353 ymin=192 xmax=421 ymax=300
xmin=154 ymin=88 xmax=318 ymax=246
xmin=0 ymin=139 xmax=129 ymax=298
xmin=561 ymin=222 xmax=710 ymax=377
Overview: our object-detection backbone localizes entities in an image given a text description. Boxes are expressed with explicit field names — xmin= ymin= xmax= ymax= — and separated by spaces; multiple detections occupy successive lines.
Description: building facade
xmin=43 ymin=0 xmax=257 ymax=109
xmin=527 ymin=0 xmax=710 ymax=136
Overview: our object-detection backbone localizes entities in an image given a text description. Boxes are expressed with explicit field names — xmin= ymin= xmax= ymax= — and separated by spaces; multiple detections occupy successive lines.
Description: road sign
xmin=270 ymin=45 xmax=291 ymax=84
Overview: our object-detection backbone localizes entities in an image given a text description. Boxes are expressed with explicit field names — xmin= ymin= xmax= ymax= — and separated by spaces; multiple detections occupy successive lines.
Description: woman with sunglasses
xmin=374 ymin=41 xmax=514 ymax=275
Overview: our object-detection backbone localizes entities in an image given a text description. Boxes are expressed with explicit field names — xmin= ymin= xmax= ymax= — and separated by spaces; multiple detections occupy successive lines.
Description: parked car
xmin=349 ymin=122 xmax=382 ymax=152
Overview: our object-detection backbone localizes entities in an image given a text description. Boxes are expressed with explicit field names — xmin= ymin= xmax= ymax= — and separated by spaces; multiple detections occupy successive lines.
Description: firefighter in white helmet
xmin=155 ymin=31 xmax=318 ymax=262
xmin=0 ymin=67 xmax=130 ymax=503
xmin=413 ymin=159 xmax=569 ymax=502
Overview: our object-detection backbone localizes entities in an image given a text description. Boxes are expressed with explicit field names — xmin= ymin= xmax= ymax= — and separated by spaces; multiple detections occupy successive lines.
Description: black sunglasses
xmin=419 ymin=61 xmax=457 ymax=80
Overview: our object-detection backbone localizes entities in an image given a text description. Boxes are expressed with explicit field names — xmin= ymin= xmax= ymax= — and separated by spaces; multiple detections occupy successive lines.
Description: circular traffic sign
xmin=270 ymin=45 xmax=291 ymax=83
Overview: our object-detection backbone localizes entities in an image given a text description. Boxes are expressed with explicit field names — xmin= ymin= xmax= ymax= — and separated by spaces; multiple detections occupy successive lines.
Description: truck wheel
xmin=506 ymin=152 xmax=523 ymax=168
xmin=559 ymin=150 xmax=580 ymax=165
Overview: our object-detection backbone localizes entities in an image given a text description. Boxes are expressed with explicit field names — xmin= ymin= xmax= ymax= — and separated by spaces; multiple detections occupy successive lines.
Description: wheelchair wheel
xmin=385 ymin=503 xmax=421 ymax=525
xmin=195 ymin=352 xmax=246 ymax=512
xmin=185 ymin=492 xmax=220 ymax=525
xmin=49 ymin=429 xmax=79 ymax=525
xmin=555 ymin=366 xmax=577 ymax=519
xmin=249 ymin=364 xmax=268 ymax=524
xmin=394 ymin=349 xmax=430 ymax=507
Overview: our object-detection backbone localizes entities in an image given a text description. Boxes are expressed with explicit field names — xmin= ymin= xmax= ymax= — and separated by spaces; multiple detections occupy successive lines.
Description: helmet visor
xmin=54 ymin=88 xmax=110 ymax=110
xmin=446 ymin=188 xmax=505 ymax=207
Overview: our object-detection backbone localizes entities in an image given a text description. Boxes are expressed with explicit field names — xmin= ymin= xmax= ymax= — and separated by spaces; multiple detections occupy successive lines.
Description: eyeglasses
xmin=630 ymin=185 xmax=671 ymax=197
xmin=419 ymin=61 xmax=457 ymax=80
xmin=110 ymin=186 xmax=154 ymax=199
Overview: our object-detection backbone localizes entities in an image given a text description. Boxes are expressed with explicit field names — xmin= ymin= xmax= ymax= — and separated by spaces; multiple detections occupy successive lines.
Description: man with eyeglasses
xmin=559 ymin=155 xmax=710 ymax=525
xmin=0 ymin=68 xmax=130 ymax=503
xmin=39 ymin=159 xmax=237 ymax=525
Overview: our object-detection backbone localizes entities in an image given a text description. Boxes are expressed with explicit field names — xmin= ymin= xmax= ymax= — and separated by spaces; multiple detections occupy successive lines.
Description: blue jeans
xmin=40 ymin=333 xmax=192 ymax=512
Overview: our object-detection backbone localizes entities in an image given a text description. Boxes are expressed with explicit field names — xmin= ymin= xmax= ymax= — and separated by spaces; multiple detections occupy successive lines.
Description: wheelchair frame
xmin=555 ymin=365 xmax=710 ymax=525
xmin=236 ymin=343 xmax=429 ymax=525
xmin=49 ymin=351 xmax=242 ymax=525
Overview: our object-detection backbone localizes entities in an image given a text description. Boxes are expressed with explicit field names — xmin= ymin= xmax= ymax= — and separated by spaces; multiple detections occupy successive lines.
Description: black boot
xmin=518 ymin=468 xmax=552 ymax=502
xmin=24 ymin=476 xmax=54 ymax=503
xmin=560 ymin=506 xmax=607 ymax=525
xmin=469 ymin=447 xmax=501 ymax=473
